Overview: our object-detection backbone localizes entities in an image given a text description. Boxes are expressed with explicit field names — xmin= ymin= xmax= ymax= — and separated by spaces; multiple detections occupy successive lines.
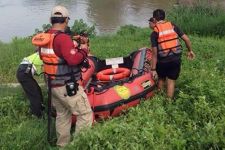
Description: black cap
xmin=148 ymin=17 xmax=154 ymax=22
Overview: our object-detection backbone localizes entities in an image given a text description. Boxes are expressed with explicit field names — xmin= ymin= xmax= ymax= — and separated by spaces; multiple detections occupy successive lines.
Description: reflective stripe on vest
xmin=154 ymin=21 xmax=182 ymax=57
xmin=158 ymin=29 xmax=174 ymax=36
xmin=40 ymin=48 xmax=55 ymax=55
xmin=39 ymin=32 xmax=81 ymax=85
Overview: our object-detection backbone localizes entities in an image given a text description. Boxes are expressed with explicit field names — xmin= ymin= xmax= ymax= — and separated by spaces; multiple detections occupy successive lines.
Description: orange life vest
xmin=154 ymin=21 xmax=182 ymax=58
xmin=32 ymin=32 xmax=81 ymax=85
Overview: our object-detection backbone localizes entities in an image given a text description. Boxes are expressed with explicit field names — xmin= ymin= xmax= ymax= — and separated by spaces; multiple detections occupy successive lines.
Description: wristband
xmin=151 ymin=68 xmax=156 ymax=71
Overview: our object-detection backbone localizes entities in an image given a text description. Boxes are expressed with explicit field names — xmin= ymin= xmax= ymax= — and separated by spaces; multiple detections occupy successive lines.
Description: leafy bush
xmin=71 ymin=19 xmax=96 ymax=37
xmin=34 ymin=19 xmax=96 ymax=38
xmin=34 ymin=24 xmax=51 ymax=34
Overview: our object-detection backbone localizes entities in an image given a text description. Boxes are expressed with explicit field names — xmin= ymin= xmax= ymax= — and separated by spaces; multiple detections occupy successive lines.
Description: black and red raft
xmin=72 ymin=47 xmax=156 ymax=123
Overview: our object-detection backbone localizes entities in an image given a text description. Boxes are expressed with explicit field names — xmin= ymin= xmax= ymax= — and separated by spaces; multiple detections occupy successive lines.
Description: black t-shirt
xmin=150 ymin=22 xmax=184 ymax=48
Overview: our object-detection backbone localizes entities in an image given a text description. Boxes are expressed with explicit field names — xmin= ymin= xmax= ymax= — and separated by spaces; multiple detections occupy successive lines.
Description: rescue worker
xmin=33 ymin=5 xmax=93 ymax=147
xmin=16 ymin=52 xmax=44 ymax=118
xmin=150 ymin=9 xmax=195 ymax=98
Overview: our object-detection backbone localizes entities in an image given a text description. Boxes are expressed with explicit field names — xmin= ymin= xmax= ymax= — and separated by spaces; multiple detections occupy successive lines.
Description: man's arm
xmin=181 ymin=34 xmax=195 ymax=60
xmin=54 ymin=34 xmax=88 ymax=65
xmin=181 ymin=34 xmax=192 ymax=52
xmin=173 ymin=23 xmax=195 ymax=60
xmin=151 ymin=47 xmax=157 ymax=70
xmin=150 ymin=32 xmax=158 ymax=79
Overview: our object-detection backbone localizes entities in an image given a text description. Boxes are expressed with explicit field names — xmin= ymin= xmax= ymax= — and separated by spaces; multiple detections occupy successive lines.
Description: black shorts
xmin=156 ymin=59 xmax=181 ymax=80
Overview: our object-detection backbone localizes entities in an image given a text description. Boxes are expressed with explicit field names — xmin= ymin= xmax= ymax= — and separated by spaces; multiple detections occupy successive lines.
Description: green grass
xmin=0 ymin=4 xmax=225 ymax=149
xmin=0 ymin=85 xmax=52 ymax=149
xmin=168 ymin=3 xmax=225 ymax=37
xmin=0 ymin=37 xmax=34 ymax=83
xmin=0 ymin=28 xmax=225 ymax=149
xmin=90 ymin=25 xmax=150 ymax=58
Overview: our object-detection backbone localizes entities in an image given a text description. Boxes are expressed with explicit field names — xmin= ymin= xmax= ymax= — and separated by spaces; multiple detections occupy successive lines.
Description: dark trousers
xmin=16 ymin=64 xmax=44 ymax=118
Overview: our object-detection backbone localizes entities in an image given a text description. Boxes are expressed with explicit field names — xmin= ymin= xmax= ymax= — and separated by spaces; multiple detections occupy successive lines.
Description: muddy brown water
xmin=0 ymin=0 xmax=224 ymax=42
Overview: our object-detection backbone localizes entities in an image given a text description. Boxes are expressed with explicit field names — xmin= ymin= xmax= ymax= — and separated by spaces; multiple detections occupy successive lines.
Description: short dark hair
xmin=153 ymin=9 xmax=165 ymax=21
xmin=50 ymin=17 xmax=67 ymax=24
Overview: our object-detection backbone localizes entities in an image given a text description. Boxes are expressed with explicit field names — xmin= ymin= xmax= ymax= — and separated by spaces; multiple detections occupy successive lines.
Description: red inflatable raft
xmin=72 ymin=47 xmax=156 ymax=122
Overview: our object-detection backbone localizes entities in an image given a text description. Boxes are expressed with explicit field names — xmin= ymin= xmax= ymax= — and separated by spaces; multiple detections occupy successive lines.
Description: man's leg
xmin=166 ymin=59 xmax=181 ymax=99
xmin=158 ymin=78 xmax=165 ymax=91
xmin=75 ymin=112 xmax=93 ymax=135
xmin=166 ymin=78 xmax=176 ymax=99
xmin=27 ymin=78 xmax=44 ymax=116
xmin=52 ymin=87 xmax=72 ymax=147
xmin=72 ymin=87 xmax=93 ymax=135
xmin=16 ymin=65 xmax=44 ymax=117
xmin=156 ymin=62 xmax=166 ymax=92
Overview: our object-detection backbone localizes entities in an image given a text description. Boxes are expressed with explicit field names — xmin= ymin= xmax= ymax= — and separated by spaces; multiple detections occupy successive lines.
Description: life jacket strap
xmin=158 ymin=45 xmax=182 ymax=52
xmin=158 ymin=37 xmax=179 ymax=44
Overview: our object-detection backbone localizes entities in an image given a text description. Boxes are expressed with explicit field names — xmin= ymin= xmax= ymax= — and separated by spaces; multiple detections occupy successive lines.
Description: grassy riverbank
xmin=1 ymin=28 xmax=225 ymax=149
xmin=0 ymin=4 xmax=225 ymax=150
xmin=168 ymin=1 xmax=225 ymax=37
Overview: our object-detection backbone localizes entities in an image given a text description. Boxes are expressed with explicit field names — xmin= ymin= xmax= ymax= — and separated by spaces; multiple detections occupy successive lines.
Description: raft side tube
xmin=92 ymin=84 xmax=155 ymax=119
xmin=89 ymin=73 xmax=156 ymax=119
xmin=131 ymin=48 xmax=148 ymax=75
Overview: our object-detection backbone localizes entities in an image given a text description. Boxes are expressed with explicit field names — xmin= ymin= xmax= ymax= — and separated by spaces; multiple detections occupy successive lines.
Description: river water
xmin=0 ymin=0 xmax=224 ymax=42
xmin=0 ymin=0 xmax=179 ymax=42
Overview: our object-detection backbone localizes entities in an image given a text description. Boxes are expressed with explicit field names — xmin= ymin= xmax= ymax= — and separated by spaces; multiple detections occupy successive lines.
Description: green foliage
xmin=90 ymin=27 xmax=150 ymax=59
xmin=0 ymin=38 xmax=35 ymax=82
xmin=71 ymin=19 xmax=96 ymax=37
xmin=34 ymin=24 xmax=52 ymax=34
xmin=0 ymin=86 xmax=53 ymax=150
xmin=117 ymin=24 xmax=141 ymax=35
xmin=168 ymin=3 xmax=225 ymax=37
xmin=34 ymin=19 xmax=96 ymax=38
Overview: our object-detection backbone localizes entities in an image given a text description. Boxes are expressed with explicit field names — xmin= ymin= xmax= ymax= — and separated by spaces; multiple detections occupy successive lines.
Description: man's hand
xmin=80 ymin=44 xmax=90 ymax=54
xmin=73 ymin=35 xmax=89 ymax=44
xmin=187 ymin=50 xmax=195 ymax=60
xmin=73 ymin=40 xmax=79 ymax=48
xmin=151 ymin=70 xmax=158 ymax=81
xmin=80 ymin=36 xmax=89 ymax=44
xmin=73 ymin=35 xmax=80 ymax=40
xmin=80 ymin=44 xmax=88 ymax=49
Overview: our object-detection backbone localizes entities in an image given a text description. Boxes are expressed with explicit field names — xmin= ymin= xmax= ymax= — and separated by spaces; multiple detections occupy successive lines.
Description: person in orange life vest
xmin=39 ymin=5 xmax=93 ymax=147
xmin=150 ymin=9 xmax=195 ymax=99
